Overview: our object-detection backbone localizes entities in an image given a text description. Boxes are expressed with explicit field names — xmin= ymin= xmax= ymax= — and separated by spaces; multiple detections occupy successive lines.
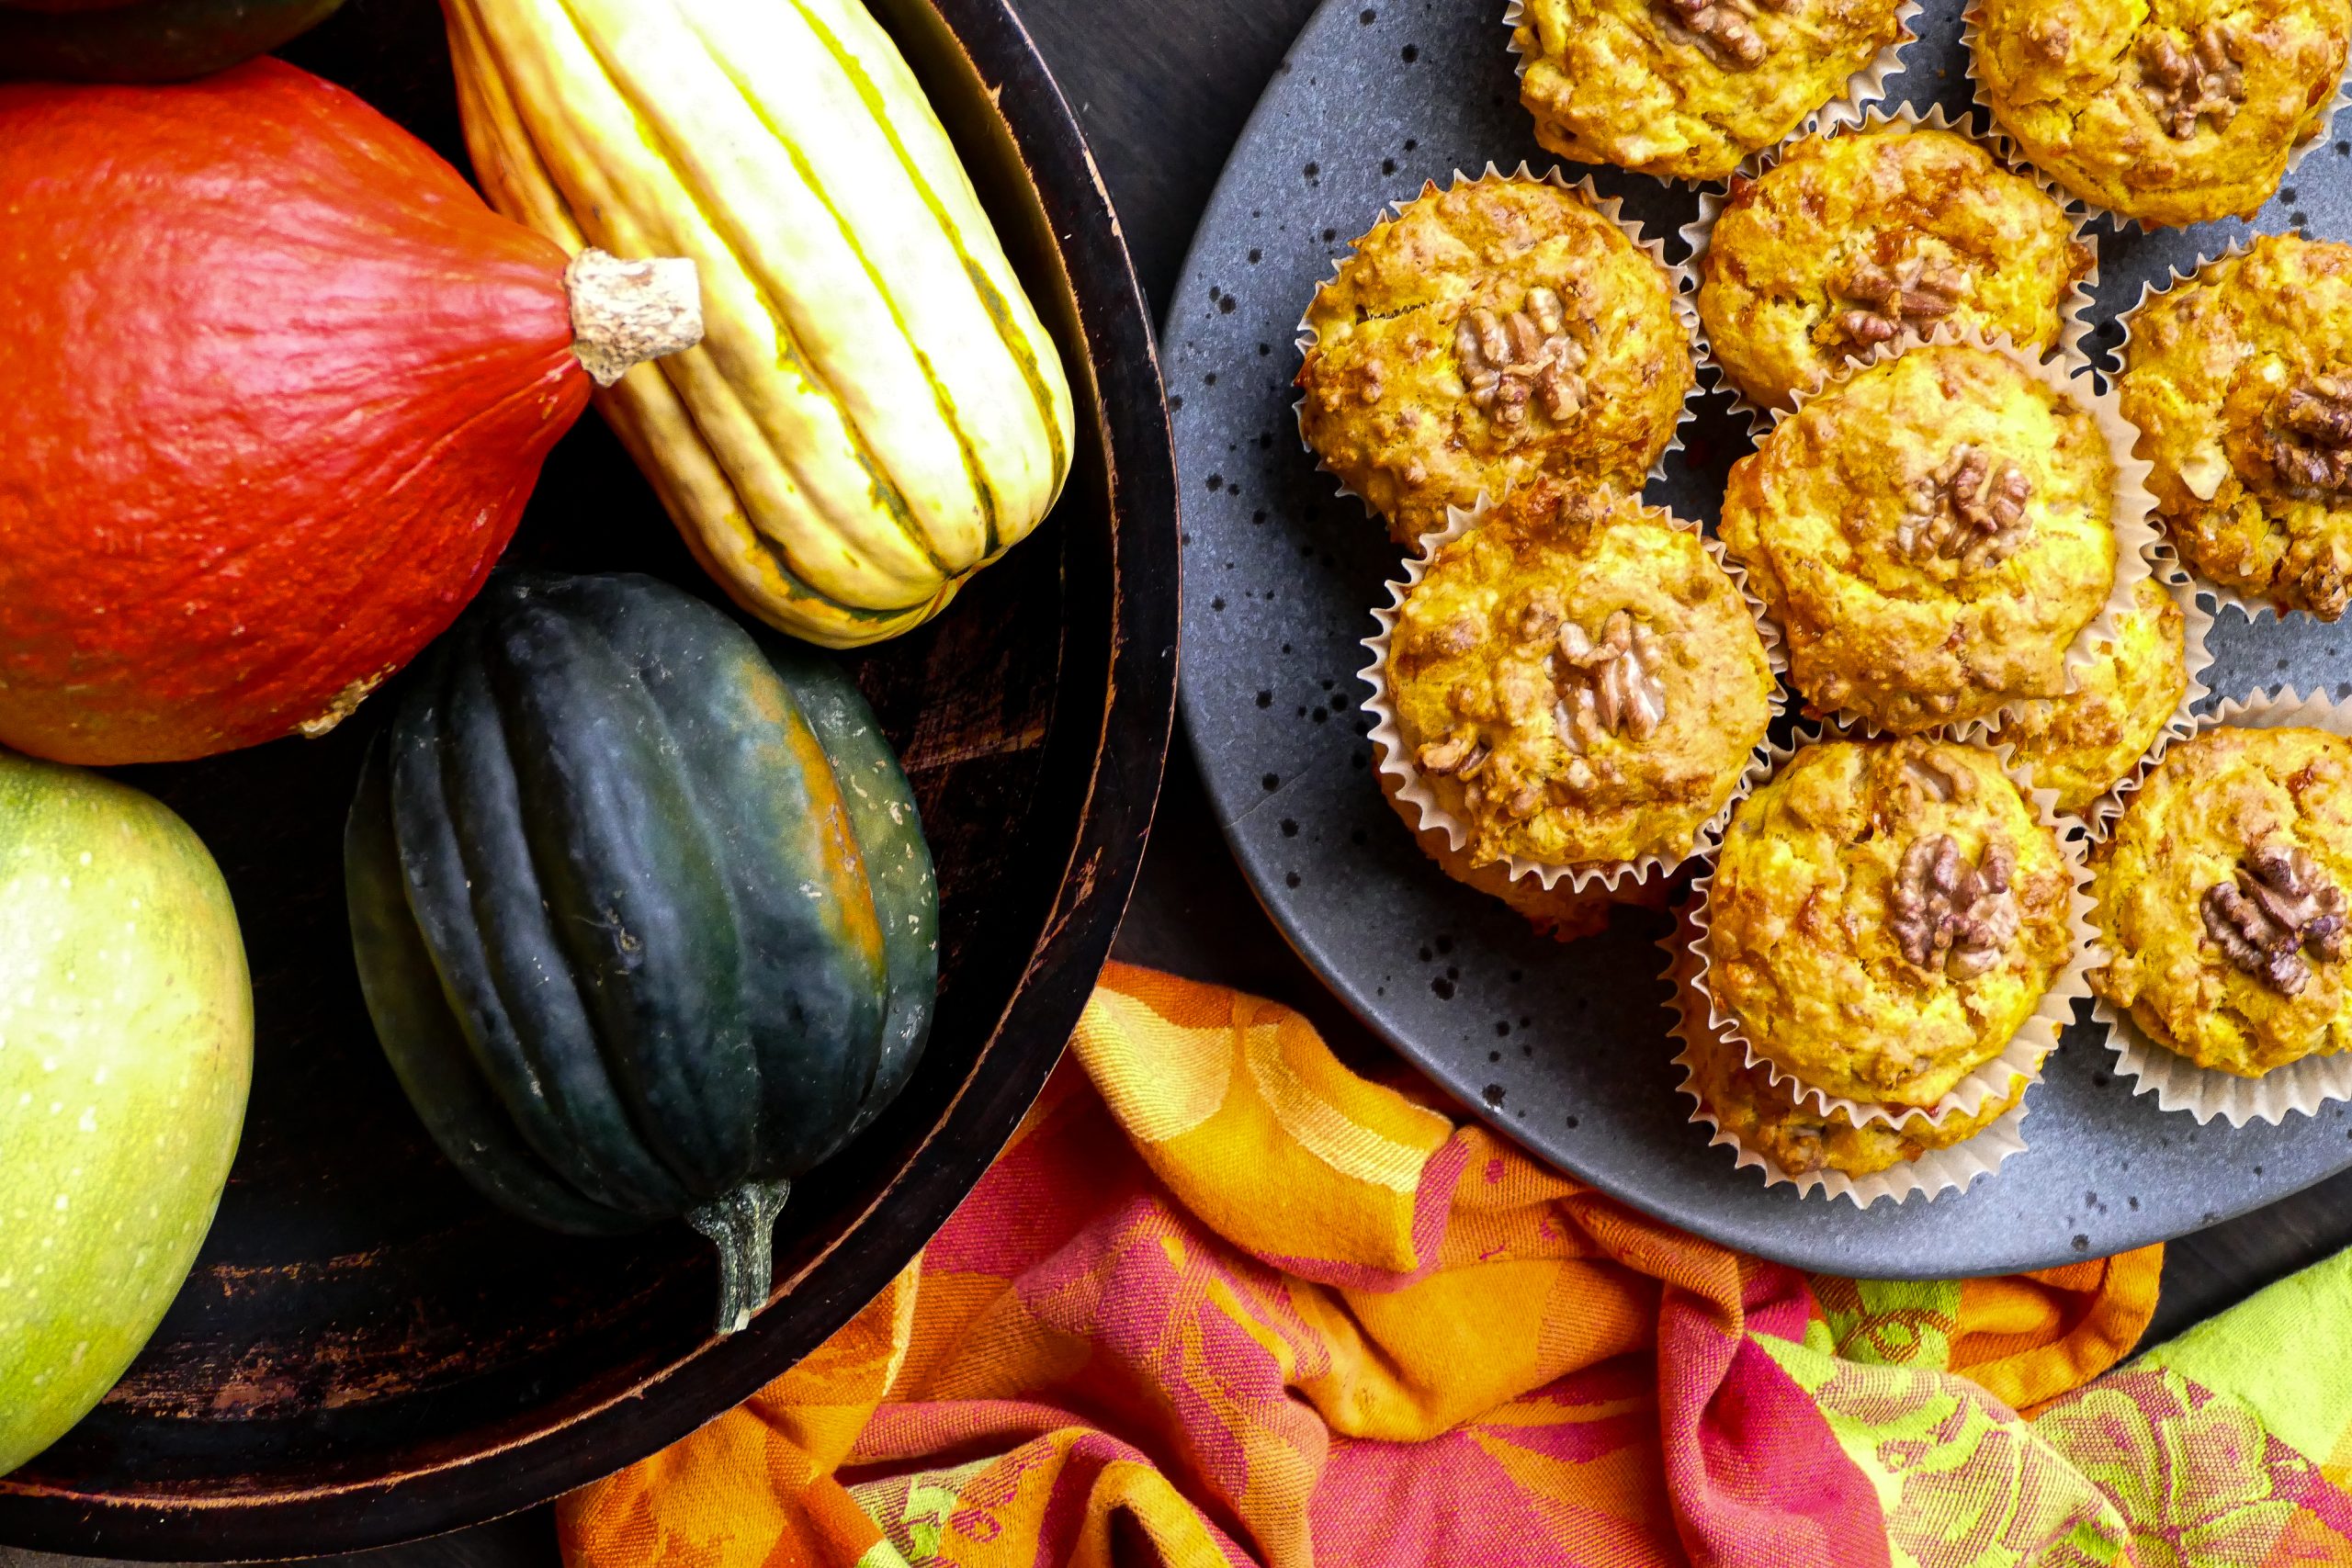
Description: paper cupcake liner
xmin=1501 ymin=0 xmax=1924 ymax=187
xmin=1753 ymin=325 xmax=2161 ymax=742
xmin=2109 ymin=237 xmax=2323 ymax=622
xmin=1661 ymin=905 xmax=2030 ymax=1204
xmin=1679 ymin=102 xmax=2101 ymax=435
xmin=1963 ymin=6 xmax=2352 ymax=233
xmin=1686 ymin=731 xmax=2097 ymax=1130
xmin=2090 ymin=687 xmax=2352 ymax=1126
xmin=2044 ymin=543 xmax=2218 ymax=837
xmin=1360 ymin=491 xmax=1784 ymax=897
xmin=1292 ymin=164 xmax=1699 ymax=544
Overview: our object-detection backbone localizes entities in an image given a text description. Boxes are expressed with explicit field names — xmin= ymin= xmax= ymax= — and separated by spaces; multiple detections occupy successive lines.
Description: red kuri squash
xmin=0 ymin=58 xmax=698 ymax=765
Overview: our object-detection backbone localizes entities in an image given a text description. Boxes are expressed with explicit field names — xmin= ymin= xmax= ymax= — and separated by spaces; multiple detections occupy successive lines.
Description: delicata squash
xmin=443 ymin=0 xmax=1079 ymax=647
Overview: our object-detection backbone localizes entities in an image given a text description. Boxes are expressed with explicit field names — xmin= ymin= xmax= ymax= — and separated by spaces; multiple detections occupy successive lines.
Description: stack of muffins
xmin=1289 ymin=0 xmax=2352 ymax=1201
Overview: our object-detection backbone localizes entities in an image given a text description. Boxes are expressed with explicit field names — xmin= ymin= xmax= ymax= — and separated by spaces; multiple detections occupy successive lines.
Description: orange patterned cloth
xmin=561 ymin=964 xmax=2173 ymax=1567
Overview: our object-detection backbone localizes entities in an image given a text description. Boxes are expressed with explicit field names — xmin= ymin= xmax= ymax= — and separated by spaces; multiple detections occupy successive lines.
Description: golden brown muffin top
xmin=1515 ymin=0 xmax=1910 ymax=183
xmin=1697 ymin=121 xmax=2093 ymax=411
xmin=1298 ymin=176 xmax=1692 ymax=545
xmin=1385 ymin=481 xmax=1776 ymax=871
xmin=1973 ymin=0 xmax=2351 ymax=226
xmin=1720 ymin=343 xmax=2123 ymax=734
xmin=1705 ymin=737 xmax=2079 ymax=1109
xmin=2120 ymin=233 xmax=2352 ymax=618
xmin=1684 ymin=999 xmax=2030 ymax=1179
xmin=2092 ymin=724 xmax=2352 ymax=1075
xmin=1996 ymin=572 xmax=2192 ymax=814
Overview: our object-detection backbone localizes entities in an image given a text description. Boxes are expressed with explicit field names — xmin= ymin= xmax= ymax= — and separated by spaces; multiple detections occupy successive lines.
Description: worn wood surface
xmin=13 ymin=0 xmax=2352 ymax=1561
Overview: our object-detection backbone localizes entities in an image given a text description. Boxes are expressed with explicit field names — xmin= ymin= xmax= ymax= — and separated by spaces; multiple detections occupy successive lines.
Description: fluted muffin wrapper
xmin=2109 ymin=237 xmax=2320 ymax=623
xmin=1501 ymin=0 xmax=1925 ymax=188
xmin=1686 ymin=731 xmax=2097 ymax=1130
xmin=1292 ymin=164 xmax=1699 ymax=542
xmin=2092 ymin=687 xmax=2352 ymax=1126
xmin=1662 ymin=905 xmax=2030 ymax=1205
xmin=1757 ymin=326 xmax=2161 ymax=744
xmin=1679 ymin=102 xmax=2101 ymax=436
xmin=1962 ymin=6 xmax=2352 ymax=232
xmin=1361 ymin=492 xmax=1785 ymax=897
xmin=2047 ymin=543 xmax=2218 ymax=837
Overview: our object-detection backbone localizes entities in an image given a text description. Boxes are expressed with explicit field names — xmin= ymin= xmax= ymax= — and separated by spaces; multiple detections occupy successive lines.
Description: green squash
xmin=345 ymin=572 xmax=937 ymax=1333
xmin=0 ymin=0 xmax=347 ymax=84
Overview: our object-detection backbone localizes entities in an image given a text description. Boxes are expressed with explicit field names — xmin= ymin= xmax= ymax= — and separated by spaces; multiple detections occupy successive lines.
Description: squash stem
xmin=687 ymin=1178 xmax=792 ymax=1335
xmin=566 ymin=248 xmax=705 ymax=388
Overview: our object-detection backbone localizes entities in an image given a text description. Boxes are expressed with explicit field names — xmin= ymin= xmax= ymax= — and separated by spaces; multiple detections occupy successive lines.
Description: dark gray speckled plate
xmin=1167 ymin=0 xmax=2352 ymax=1277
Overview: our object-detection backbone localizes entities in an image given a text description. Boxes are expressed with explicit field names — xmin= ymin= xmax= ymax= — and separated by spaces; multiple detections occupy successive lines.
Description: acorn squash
xmin=441 ymin=0 xmax=1077 ymax=648
xmin=345 ymin=571 xmax=937 ymax=1333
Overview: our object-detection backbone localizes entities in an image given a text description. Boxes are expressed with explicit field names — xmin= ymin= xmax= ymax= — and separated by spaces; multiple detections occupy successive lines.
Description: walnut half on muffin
xmin=1695 ymin=118 xmax=2093 ymax=412
xmin=1719 ymin=340 xmax=2125 ymax=734
xmin=1972 ymin=0 xmax=2351 ymax=227
xmin=2092 ymin=724 xmax=2352 ymax=1076
xmin=2120 ymin=234 xmax=2352 ymax=618
xmin=1514 ymin=0 xmax=1913 ymax=183
xmin=1700 ymin=737 xmax=2079 ymax=1111
xmin=1376 ymin=480 xmax=1776 ymax=878
xmin=1298 ymin=175 xmax=1693 ymax=545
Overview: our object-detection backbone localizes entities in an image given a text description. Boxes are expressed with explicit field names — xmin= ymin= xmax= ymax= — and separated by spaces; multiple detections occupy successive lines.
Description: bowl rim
xmin=0 ymin=0 xmax=1179 ymax=1555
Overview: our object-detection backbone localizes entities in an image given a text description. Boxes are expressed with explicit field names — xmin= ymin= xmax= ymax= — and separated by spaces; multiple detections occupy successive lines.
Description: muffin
xmin=2091 ymin=724 xmax=2352 ymax=1076
xmin=1685 ymin=1007 xmax=2030 ymax=1179
xmin=1298 ymin=175 xmax=1692 ymax=546
xmin=1513 ymin=0 xmax=1912 ymax=183
xmin=1374 ymin=481 xmax=1776 ymax=877
xmin=1720 ymin=340 xmax=2128 ymax=735
xmin=1996 ymin=571 xmax=2194 ymax=814
xmin=1972 ymin=0 xmax=2351 ymax=228
xmin=2120 ymin=234 xmax=2352 ymax=618
xmin=1694 ymin=118 xmax=2094 ymax=412
xmin=1701 ymin=737 xmax=2081 ymax=1110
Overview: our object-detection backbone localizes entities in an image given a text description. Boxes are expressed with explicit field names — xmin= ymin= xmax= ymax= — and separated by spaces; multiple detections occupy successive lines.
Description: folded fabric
xmin=562 ymin=963 xmax=2207 ymax=1568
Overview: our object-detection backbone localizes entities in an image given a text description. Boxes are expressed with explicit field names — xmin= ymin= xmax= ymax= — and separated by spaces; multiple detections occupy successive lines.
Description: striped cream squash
xmin=442 ymin=0 xmax=1076 ymax=646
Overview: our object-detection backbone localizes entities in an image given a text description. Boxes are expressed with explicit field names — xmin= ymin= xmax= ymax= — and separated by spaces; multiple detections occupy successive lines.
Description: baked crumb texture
xmin=1721 ymin=341 xmax=2123 ymax=735
xmin=1996 ymin=571 xmax=2194 ymax=814
xmin=1298 ymin=175 xmax=1693 ymax=546
xmin=1695 ymin=118 xmax=2094 ymax=412
xmin=1513 ymin=0 xmax=1912 ymax=183
xmin=1380 ymin=481 xmax=1777 ymax=875
xmin=1702 ymin=737 xmax=2079 ymax=1111
xmin=1683 ymin=995 xmax=2030 ymax=1179
xmin=2122 ymin=234 xmax=2352 ymax=619
xmin=2093 ymin=723 xmax=2352 ymax=1076
xmin=1973 ymin=0 xmax=2351 ymax=227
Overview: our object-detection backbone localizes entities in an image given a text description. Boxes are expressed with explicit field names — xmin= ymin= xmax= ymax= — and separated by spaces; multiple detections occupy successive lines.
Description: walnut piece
xmin=1653 ymin=0 xmax=1788 ymax=70
xmin=1552 ymin=609 xmax=1667 ymax=752
xmin=2201 ymin=844 xmax=2349 ymax=996
xmin=2268 ymin=369 xmax=2352 ymax=500
xmin=2141 ymin=23 xmax=2245 ymax=141
xmin=1897 ymin=444 xmax=2035 ymax=573
xmin=1891 ymin=834 xmax=2021 ymax=981
xmin=1456 ymin=288 xmax=1589 ymax=433
xmin=1904 ymin=751 xmax=1977 ymax=805
xmin=1417 ymin=727 xmax=1491 ymax=779
xmin=1834 ymin=256 xmax=1969 ymax=351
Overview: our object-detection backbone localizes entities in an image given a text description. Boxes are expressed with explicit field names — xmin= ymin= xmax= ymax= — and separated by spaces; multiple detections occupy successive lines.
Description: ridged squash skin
xmin=0 ymin=59 xmax=591 ymax=766
xmin=442 ymin=0 xmax=1078 ymax=647
xmin=0 ymin=750 xmax=252 ymax=1477
xmin=345 ymin=572 xmax=938 ymax=1330
xmin=0 ymin=0 xmax=348 ymax=83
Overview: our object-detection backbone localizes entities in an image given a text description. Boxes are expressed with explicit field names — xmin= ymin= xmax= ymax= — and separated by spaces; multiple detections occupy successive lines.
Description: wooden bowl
xmin=0 ymin=0 xmax=1177 ymax=1557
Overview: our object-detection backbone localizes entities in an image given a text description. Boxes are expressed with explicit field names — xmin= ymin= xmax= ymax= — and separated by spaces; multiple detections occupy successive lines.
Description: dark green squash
xmin=0 ymin=0 xmax=347 ymax=84
xmin=345 ymin=571 xmax=937 ymax=1333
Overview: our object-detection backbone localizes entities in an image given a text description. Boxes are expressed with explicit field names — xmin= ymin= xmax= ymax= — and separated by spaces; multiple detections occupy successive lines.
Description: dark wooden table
xmin=14 ymin=1 xmax=2352 ymax=1562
